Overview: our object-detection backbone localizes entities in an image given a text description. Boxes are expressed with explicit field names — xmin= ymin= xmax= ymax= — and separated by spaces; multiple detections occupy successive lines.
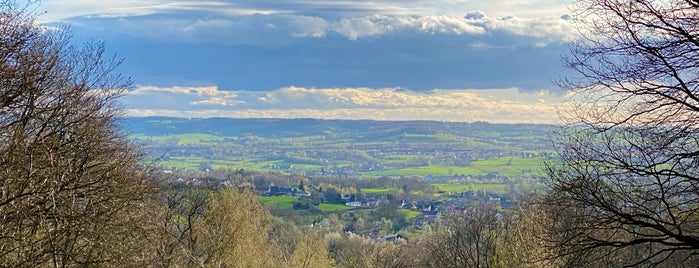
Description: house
xmin=414 ymin=201 xmax=431 ymax=211
xmin=360 ymin=195 xmax=380 ymax=207
xmin=267 ymin=184 xmax=295 ymax=196
xmin=382 ymin=233 xmax=407 ymax=242
xmin=414 ymin=211 xmax=439 ymax=228
xmin=400 ymin=200 xmax=411 ymax=209
xmin=345 ymin=201 xmax=362 ymax=207
xmin=295 ymin=190 xmax=311 ymax=197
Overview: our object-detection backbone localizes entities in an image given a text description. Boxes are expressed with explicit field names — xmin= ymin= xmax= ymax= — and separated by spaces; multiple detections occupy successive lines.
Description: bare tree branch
xmin=546 ymin=1 xmax=699 ymax=265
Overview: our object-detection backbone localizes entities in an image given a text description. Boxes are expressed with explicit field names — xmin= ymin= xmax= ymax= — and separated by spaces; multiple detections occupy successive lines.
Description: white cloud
xmin=38 ymin=0 xmax=575 ymax=45
xmin=326 ymin=14 xmax=489 ymax=39
xmin=484 ymin=14 xmax=575 ymax=42
xmin=130 ymin=85 xmax=223 ymax=96
xmin=190 ymin=97 xmax=244 ymax=106
xmin=126 ymin=85 xmax=244 ymax=108
xmin=285 ymin=15 xmax=329 ymax=37
xmin=40 ymin=0 xmax=569 ymax=19
xmin=77 ymin=11 xmax=573 ymax=46
xmin=333 ymin=16 xmax=392 ymax=39
xmin=123 ymin=85 xmax=566 ymax=124
xmin=39 ymin=1 xmax=282 ymax=21
xmin=182 ymin=19 xmax=234 ymax=32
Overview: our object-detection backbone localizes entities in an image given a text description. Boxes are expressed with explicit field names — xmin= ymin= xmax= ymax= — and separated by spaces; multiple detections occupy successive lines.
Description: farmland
xmin=125 ymin=117 xmax=555 ymax=181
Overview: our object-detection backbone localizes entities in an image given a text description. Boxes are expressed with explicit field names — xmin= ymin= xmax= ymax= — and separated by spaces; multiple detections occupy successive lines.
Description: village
xmin=172 ymin=171 xmax=519 ymax=239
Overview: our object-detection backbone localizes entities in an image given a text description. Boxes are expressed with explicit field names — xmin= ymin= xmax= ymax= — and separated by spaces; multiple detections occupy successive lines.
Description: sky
xmin=37 ymin=0 xmax=576 ymax=124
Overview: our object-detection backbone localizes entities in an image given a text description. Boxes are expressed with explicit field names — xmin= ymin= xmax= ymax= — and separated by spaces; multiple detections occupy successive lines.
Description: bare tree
xmin=330 ymin=233 xmax=416 ymax=268
xmin=193 ymin=188 xmax=283 ymax=267
xmin=290 ymin=231 xmax=336 ymax=268
xmin=0 ymin=2 xmax=153 ymax=266
xmin=494 ymin=201 xmax=561 ymax=268
xmin=420 ymin=204 xmax=500 ymax=268
xmin=545 ymin=0 xmax=699 ymax=266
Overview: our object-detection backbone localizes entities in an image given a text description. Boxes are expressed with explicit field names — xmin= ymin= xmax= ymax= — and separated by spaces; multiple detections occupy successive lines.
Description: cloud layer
xmin=61 ymin=11 xmax=574 ymax=46
xmin=36 ymin=0 xmax=575 ymax=123
xmin=40 ymin=0 xmax=570 ymax=21
xmin=123 ymin=86 xmax=565 ymax=124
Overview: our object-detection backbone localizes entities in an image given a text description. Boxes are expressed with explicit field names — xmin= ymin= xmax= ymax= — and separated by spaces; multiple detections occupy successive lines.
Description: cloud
xmin=64 ymin=11 xmax=573 ymax=44
xmin=41 ymin=0 xmax=575 ymax=47
xmin=40 ymin=0 xmax=570 ymax=21
xmin=328 ymin=15 xmax=491 ymax=40
xmin=38 ymin=1 xmax=283 ymax=22
xmin=483 ymin=14 xmax=575 ymax=42
xmin=126 ymin=86 xmax=244 ymax=108
xmin=464 ymin=11 xmax=487 ymax=20
xmin=122 ymin=85 xmax=566 ymax=124
xmin=41 ymin=1 xmax=576 ymax=103
xmin=58 ymin=7 xmax=572 ymax=92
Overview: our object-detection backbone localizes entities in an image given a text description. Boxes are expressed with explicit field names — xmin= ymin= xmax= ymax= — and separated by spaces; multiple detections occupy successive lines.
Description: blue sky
xmin=39 ymin=0 xmax=575 ymax=123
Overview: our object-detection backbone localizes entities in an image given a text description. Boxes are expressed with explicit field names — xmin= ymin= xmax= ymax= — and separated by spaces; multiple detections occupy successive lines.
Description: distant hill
xmin=119 ymin=117 xmax=554 ymax=140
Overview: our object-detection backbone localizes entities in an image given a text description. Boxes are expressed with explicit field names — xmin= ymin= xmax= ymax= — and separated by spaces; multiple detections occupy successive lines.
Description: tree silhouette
xmin=545 ymin=0 xmax=699 ymax=265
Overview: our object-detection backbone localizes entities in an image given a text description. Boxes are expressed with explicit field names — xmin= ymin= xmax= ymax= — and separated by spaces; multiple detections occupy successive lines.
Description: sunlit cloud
xmin=123 ymin=85 xmax=565 ymax=124
xmin=125 ymin=86 xmax=244 ymax=108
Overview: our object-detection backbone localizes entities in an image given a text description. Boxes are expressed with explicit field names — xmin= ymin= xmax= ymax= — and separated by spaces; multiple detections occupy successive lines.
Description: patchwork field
xmin=127 ymin=117 xmax=555 ymax=180
xmin=433 ymin=183 xmax=511 ymax=193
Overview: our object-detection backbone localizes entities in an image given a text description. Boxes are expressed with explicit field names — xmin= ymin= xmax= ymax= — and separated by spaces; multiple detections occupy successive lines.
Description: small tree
xmin=330 ymin=233 xmax=415 ymax=268
xmin=290 ymin=231 xmax=335 ymax=268
xmin=546 ymin=0 xmax=699 ymax=265
xmin=194 ymin=189 xmax=281 ymax=267
xmin=420 ymin=204 xmax=500 ymax=268
xmin=494 ymin=201 xmax=560 ymax=268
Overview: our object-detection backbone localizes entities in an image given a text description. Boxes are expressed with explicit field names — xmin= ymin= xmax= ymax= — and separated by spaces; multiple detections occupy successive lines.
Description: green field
xmin=155 ymin=157 xmax=280 ymax=171
xmin=433 ymin=183 xmax=510 ymax=193
xmin=470 ymin=157 xmax=544 ymax=177
xmin=155 ymin=155 xmax=544 ymax=178
xmin=258 ymin=196 xmax=354 ymax=212
xmin=211 ymin=160 xmax=285 ymax=171
xmin=360 ymin=188 xmax=396 ymax=194
xmin=158 ymin=156 xmax=205 ymax=169
xmin=362 ymin=165 xmax=480 ymax=177
xmin=129 ymin=121 xmax=553 ymax=178
xmin=132 ymin=133 xmax=224 ymax=145
xmin=401 ymin=209 xmax=422 ymax=221
xmin=257 ymin=196 xmax=297 ymax=210
xmin=361 ymin=156 xmax=543 ymax=177
xmin=318 ymin=203 xmax=352 ymax=212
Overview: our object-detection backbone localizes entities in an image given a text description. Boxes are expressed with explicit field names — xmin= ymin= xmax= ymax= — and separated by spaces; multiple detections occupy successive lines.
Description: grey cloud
xmin=66 ymin=11 xmax=572 ymax=45
xmin=58 ymin=5 xmax=574 ymax=93
xmin=464 ymin=11 xmax=486 ymax=20
xmin=42 ymin=0 xmax=570 ymax=23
